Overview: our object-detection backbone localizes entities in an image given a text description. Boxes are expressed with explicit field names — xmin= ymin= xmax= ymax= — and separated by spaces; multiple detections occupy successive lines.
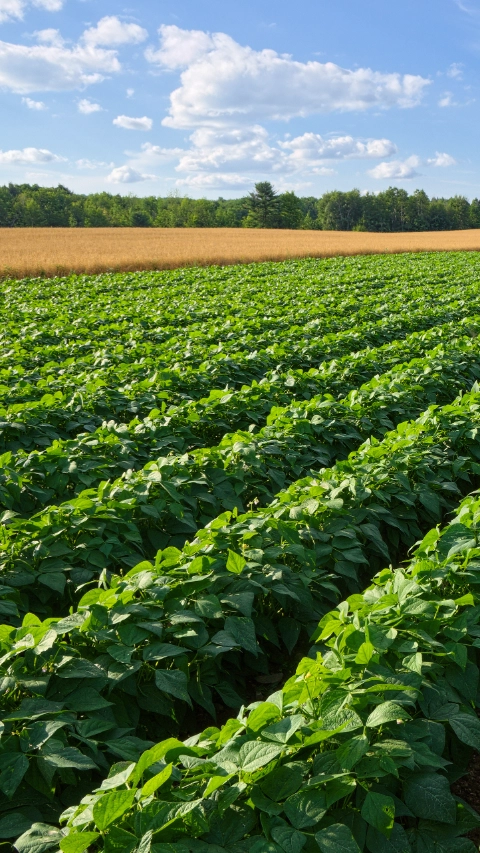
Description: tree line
xmin=1 ymin=181 xmax=479 ymax=231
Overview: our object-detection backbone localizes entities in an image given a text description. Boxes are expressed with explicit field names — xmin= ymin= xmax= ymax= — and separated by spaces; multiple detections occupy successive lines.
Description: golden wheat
xmin=1 ymin=227 xmax=480 ymax=278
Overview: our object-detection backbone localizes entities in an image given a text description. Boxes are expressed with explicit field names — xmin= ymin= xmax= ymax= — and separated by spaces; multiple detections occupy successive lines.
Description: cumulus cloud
xmin=427 ymin=151 xmax=457 ymax=167
xmin=0 ymin=146 xmax=64 ymax=164
xmin=0 ymin=38 xmax=120 ymax=93
xmin=76 ymin=158 xmax=113 ymax=169
xmin=106 ymin=164 xmax=153 ymax=183
xmin=447 ymin=62 xmax=463 ymax=79
xmin=176 ymin=172 xmax=253 ymax=189
xmin=113 ymin=114 xmax=152 ymax=131
xmin=173 ymin=126 xmax=398 ymax=180
xmin=0 ymin=0 xmax=63 ymax=23
xmin=280 ymin=133 xmax=397 ymax=163
xmin=82 ymin=16 xmax=147 ymax=47
xmin=0 ymin=17 xmax=146 ymax=93
xmin=438 ymin=91 xmax=457 ymax=107
xmin=78 ymin=98 xmax=102 ymax=114
xmin=146 ymin=24 xmax=430 ymax=129
xmin=22 ymin=95 xmax=46 ymax=109
xmin=368 ymin=156 xmax=421 ymax=180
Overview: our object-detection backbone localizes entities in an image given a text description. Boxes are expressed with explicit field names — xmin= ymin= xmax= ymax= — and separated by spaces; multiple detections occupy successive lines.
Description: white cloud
xmin=126 ymin=87 xmax=134 ymax=97
xmin=82 ymin=16 xmax=148 ymax=48
xmin=76 ymin=158 xmax=113 ymax=169
xmin=78 ymin=98 xmax=102 ymax=114
xmin=368 ymin=156 xmax=421 ymax=180
xmin=146 ymin=24 xmax=430 ymax=129
xmin=438 ymin=91 xmax=458 ymax=107
xmin=0 ymin=146 xmax=64 ymax=164
xmin=0 ymin=38 xmax=120 ymax=93
xmin=0 ymin=0 xmax=24 ymax=22
xmin=34 ymin=28 xmax=64 ymax=47
xmin=0 ymin=0 xmax=63 ymax=23
xmin=176 ymin=172 xmax=252 ymax=189
xmin=447 ymin=62 xmax=463 ymax=79
xmin=280 ymin=133 xmax=397 ymax=163
xmin=176 ymin=125 xmax=285 ymax=174
xmin=33 ymin=0 xmax=63 ymax=10
xmin=427 ymin=151 xmax=457 ymax=167
xmin=173 ymin=126 xmax=397 ymax=181
xmin=106 ymin=164 xmax=153 ymax=183
xmin=113 ymin=114 xmax=152 ymax=131
xmin=22 ymin=95 xmax=46 ymax=109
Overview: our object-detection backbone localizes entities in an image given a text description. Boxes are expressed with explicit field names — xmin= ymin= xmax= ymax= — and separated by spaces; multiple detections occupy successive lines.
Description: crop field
xmin=3 ymin=228 xmax=480 ymax=279
xmin=4 ymin=250 xmax=480 ymax=853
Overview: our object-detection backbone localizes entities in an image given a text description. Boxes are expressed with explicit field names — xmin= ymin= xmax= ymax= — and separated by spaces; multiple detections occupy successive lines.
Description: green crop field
xmin=3 ymin=251 xmax=480 ymax=853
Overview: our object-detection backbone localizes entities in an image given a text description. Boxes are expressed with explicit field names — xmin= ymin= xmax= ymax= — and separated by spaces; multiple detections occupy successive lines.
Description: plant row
xmin=1 ymin=391 xmax=480 ymax=831
xmin=13 ymin=483 xmax=480 ymax=852
xmin=1 ymin=341 xmax=480 ymax=611
xmin=2 ymin=291 xmax=480 ymax=461
xmin=2 ymin=253 xmax=475 ymax=372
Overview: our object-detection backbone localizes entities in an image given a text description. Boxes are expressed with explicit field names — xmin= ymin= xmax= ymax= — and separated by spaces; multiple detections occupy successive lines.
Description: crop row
xmin=1 ymin=390 xmax=480 ymax=834
xmin=2 ymin=301 xmax=480 ymax=459
xmin=1 ymin=339 xmax=480 ymax=611
xmin=28 ymin=489 xmax=480 ymax=853
xmin=2 ymin=253 xmax=476 ymax=369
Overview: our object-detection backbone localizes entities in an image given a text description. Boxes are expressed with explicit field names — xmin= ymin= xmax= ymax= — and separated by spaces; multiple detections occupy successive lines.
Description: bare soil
xmin=1 ymin=227 xmax=480 ymax=278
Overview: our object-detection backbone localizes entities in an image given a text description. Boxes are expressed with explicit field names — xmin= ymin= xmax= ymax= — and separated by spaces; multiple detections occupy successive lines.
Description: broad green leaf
xmin=238 ymin=741 xmax=283 ymax=774
xmin=60 ymin=834 xmax=100 ymax=853
xmin=449 ymin=713 xmax=480 ymax=749
xmin=315 ymin=824 xmax=361 ymax=852
xmin=271 ymin=824 xmax=306 ymax=853
xmin=92 ymin=790 xmax=136 ymax=830
xmin=226 ymin=550 xmax=246 ymax=574
xmin=404 ymin=772 xmax=456 ymax=824
xmin=141 ymin=764 xmax=173 ymax=797
xmin=262 ymin=715 xmax=304 ymax=744
xmin=14 ymin=823 xmax=64 ymax=853
xmin=361 ymin=791 xmax=395 ymax=836
xmin=366 ymin=702 xmax=411 ymax=728
xmin=355 ymin=642 xmax=375 ymax=664
xmin=283 ymin=789 xmax=327 ymax=829
xmin=154 ymin=669 xmax=192 ymax=706
xmin=0 ymin=753 xmax=29 ymax=798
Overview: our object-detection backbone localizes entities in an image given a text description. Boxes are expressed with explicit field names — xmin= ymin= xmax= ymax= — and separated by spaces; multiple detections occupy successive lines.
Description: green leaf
xmin=224 ymin=616 xmax=258 ymax=656
xmin=283 ymin=789 xmax=327 ymax=829
xmin=0 ymin=813 xmax=33 ymax=840
xmin=449 ymin=713 xmax=480 ymax=749
xmin=141 ymin=764 xmax=173 ymax=797
xmin=271 ymin=824 xmax=306 ymax=853
xmin=14 ymin=823 xmax=64 ymax=853
xmin=361 ymin=791 xmax=395 ymax=837
xmin=355 ymin=642 xmax=375 ymax=664
xmin=92 ymin=790 xmax=136 ymax=831
xmin=259 ymin=762 xmax=306 ymax=802
xmin=60 ymin=834 xmax=100 ymax=853
xmin=226 ymin=550 xmax=246 ymax=574
xmin=41 ymin=747 xmax=97 ymax=770
xmin=404 ymin=772 xmax=456 ymax=824
xmin=315 ymin=824 xmax=361 ymax=852
xmin=238 ymin=741 xmax=283 ymax=774
xmin=154 ymin=669 xmax=192 ymax=706
xmin=366 ymin=702 xmax=411 ymax=728
xmin=262 ymin=715 xmax=304 ymax=744
xmin=0 ymin=753 xmax=29 ymax=798
xmin=336 ymin=735 xmax=369 ymax=770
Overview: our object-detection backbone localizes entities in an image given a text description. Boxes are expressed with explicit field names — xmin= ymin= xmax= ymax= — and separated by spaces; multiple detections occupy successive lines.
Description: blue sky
xmin=0 ymin=0 xmax=478 ymax=198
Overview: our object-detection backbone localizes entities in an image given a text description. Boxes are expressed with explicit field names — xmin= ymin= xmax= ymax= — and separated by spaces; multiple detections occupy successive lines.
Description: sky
xmin=0 ymin=0 xmax=479 ymax=198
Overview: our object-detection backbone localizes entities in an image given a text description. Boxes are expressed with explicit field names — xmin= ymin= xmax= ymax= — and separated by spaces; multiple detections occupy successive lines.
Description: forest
xmin=1 ymin=181 xmax=480 ymax=231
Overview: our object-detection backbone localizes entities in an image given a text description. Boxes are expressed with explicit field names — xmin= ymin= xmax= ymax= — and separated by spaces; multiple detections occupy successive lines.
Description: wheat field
xmin=2 ymin=227 xmax=480 ymax=278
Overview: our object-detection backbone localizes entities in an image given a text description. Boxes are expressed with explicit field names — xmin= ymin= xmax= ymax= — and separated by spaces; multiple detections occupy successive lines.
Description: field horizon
xmin=2 ymin=226 xmax=480 ymax=278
